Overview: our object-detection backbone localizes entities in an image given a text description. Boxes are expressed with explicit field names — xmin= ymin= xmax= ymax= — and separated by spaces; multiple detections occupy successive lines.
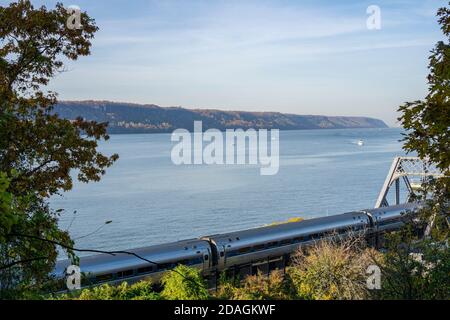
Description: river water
xmin=51 ymin=128 xmax=407 ymax=255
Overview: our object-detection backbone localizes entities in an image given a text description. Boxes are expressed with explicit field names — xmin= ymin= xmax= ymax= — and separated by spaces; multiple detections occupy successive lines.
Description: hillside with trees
xmin=54 ymin=100 xmax=388 ymax=133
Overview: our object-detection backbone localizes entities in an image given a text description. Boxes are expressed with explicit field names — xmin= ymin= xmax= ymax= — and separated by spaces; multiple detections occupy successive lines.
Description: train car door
xmin=203 ymin=247 xmax=212 ymax=270
xmin=218 ymin=245 xmax=226 ymax=270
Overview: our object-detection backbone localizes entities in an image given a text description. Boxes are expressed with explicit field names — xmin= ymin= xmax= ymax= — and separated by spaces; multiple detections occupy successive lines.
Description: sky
xmin=5 ymin=0 xmax=447 ymax=126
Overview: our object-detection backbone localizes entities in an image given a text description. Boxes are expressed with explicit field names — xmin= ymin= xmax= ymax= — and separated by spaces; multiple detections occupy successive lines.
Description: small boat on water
xmin=357 ymin=139 xmax=364 ymax=146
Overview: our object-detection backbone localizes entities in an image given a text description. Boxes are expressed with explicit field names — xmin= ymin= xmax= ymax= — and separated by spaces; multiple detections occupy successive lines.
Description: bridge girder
xmin=375 ymin=157 xmax=443 ymax=208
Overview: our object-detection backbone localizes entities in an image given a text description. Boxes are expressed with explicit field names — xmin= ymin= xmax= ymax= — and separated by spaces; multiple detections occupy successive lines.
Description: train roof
xmin=365 ymin=203 xmax=419 ymax=215
xmin=203 ymin=203 xmax=419 ymax=249
xmin=203 ymin=210 xmax=369 ymax=249
xmin=53 ymin=238 xmax=209 ymax=277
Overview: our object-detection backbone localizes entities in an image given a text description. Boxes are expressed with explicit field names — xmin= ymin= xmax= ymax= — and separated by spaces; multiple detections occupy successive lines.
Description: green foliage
xmin=0 ymin=0 xmax=118 ymax=198
xmin=214 ymin=273 xmax=240 ymax=299
xmin=0 ymin=170 xmax=74 ymax=298
xmin=59 ymin=280 xmax=160 ymax=300
xmin=160 ymin=265 xmax=210 ymax=300
xmin=55 ymin=266 xmax=209 ymax=301
xmin=215 ymin=270 xmax=293 ymax=300
xmin=0 ymin=172 xmax=17 ymax=241
xmin=374 ymin=230 xmax=450 ymax=300
xmin=398 ymin=3 xmax=449 ymax=238
xmin=399 ymin=5 xmax=450 ymax=176
xmin=388 ymin=2 xmax=450 ymax=300
xmin=0 ymin=190 xmax=75 ymax=298
xmin=0 ymin=1 xmax=117 ymax=298
xmin=287 ymin=238 xmax=377 ymax=300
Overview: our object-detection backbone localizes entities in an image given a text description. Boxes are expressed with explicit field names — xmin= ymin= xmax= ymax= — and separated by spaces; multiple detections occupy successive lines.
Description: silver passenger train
xmin=53 ymin=203 xmax=419 ymax=288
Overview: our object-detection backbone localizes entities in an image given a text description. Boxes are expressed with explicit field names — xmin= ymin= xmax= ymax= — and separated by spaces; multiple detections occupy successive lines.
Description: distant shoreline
xmin=102 ymin=126 xmax=396 ymax=135
xmin=54 ymin=100 xmax=389 ymax=134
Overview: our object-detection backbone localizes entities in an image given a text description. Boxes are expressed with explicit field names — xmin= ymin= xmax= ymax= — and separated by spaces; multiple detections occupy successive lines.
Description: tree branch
xmin=0 ymin=256 xmax=51 ymax=271
xmin=5 ymin=232 xmax=206 ymax=289
xmin=6 ymin=233 xmax=158 ymax=266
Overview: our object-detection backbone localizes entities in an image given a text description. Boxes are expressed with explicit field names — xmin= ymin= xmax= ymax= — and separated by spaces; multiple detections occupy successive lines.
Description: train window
xmin=204 ymin=255 xmax=209 ymax=261
xmin=220 ymin=251 xmax=224 ymax=257
xmin=236 ymin=237 xmax=240 ymax=240
xmin=238 ymin=247 xmax=252 ymax=254
xmin=82 ymin=276 xmax=96 ymax=287
xmin=181 ymin=258 xmax=202 ymax=266
xmin=254 ymin=244 xmax=266 ymax=251
xmin=293 ymin=236 xmax=303 ymax=243
xmin=280 ymin=239 xmax=292 ymax=245
xmin=117 ymin=269 xmax=134 ymax=278
xmin=96 ymin=273 xmax=113 ymax=282
xmin=137 ymin=266 xmax=154 ymax=274
xmin=158 ymin=263 xmax=169 ymax=270
xmin=226 ymin=250 xmax=238 ymax=257
xmin=267 ymin=241 xmax=279 ymax=249
xmin=378 ymin=218 xmax=402 ymax=227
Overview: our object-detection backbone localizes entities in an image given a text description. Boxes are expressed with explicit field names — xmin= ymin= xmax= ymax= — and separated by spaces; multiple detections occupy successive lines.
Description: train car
xmin=52 ymin=203 xmax=421 ymax=290
xmin=52 ymin=239 xmax=212 ymax=289
xmin=202 ymin=210 xmax=371 ymax=278
xmin=367 ymin=203 xmax=420 ymax=233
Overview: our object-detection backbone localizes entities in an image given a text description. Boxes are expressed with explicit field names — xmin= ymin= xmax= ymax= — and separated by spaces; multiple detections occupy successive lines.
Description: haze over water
xmin=52 ymin=128 xmax=407 ymax=255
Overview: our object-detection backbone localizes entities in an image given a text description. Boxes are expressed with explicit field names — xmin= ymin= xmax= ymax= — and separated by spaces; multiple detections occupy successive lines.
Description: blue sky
xmin=7 ymin=0 xmax=447 ymax=125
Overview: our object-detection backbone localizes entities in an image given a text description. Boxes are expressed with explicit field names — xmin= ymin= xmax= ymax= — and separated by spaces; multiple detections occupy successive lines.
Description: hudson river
xmin=52 ymin=128 xmax=407 ymax=255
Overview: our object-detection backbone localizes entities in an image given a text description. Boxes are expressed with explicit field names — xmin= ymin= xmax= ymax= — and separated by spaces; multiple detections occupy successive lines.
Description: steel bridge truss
xmin=375 ymin=157 xmax=443 ymax=208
